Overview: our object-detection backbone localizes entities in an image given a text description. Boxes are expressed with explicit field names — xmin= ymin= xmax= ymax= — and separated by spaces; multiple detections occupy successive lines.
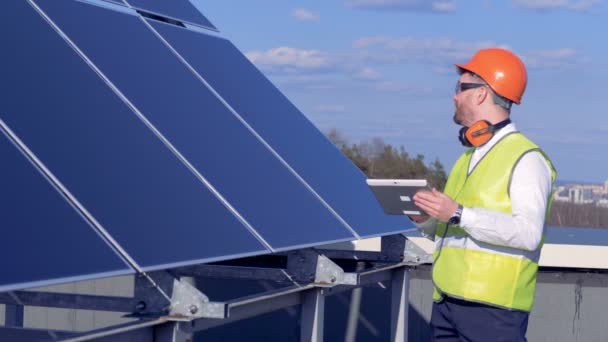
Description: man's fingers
xmin=414 ymin=199 xmax=439 ymax=218
xmin=414 ymin=191 xmax=439 ymax=204
xmin=414 ymin=196 xmax=436 ymax=209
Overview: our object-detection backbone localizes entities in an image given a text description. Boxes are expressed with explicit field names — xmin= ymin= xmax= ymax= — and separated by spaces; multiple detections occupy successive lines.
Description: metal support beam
xmin=0 ymin=326 xmax=74 ymax=341
xmin=301 ymin=288 xmax=325 ymax=342
xmin=153 ymin=322 xmax=191 ymax=342
xmin=0 ymin=235 xmax=425 ymax=341
xmin=314 ymin=249 xmax=392 ymax=262
xmin=403 ymin=239 xmax=433 ymax=264
xmin=390 ymin=268 xmax=410 ymax=342
xmin=168 ymin=277 xmax=223 ymax=320
xmin=0 ymin=291 xmax=140 ymax=313
xmin=381 ymin=235 xmax=433 ymax=265
xmin=181 ymin=285 xmax=312 ymax=332
xmin=345 ymin=261 xmax=365 ymax=342
xmin=287 ymin=248 xmax=345 ymax=286
xmin=381 ymin=235 xmax=407 ymax=262
xmin=133 ymin=272 xmax=174 ymax=316
xmin=174 ymin=264 xmax=292 ymax=283
xmin=59 ymin=319 xmax=163 ymax=342
xmin=4 ymin=304 xmax=24 ymax=327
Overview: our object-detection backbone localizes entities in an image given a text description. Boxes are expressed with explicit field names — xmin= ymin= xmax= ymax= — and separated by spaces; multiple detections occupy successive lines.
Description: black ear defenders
xmin=458 ymin=119 xmax=511 ymax=147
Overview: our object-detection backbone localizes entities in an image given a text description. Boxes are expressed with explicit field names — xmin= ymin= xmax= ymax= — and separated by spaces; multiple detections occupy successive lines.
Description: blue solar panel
xmin=103 ymin=0 xmax=126 ymax=5
xmin=2 ymin=0 xmax=267 ymax=271
xmin=125 ymin=0 xmax=216 ymax=30
xmin=37 ymin=0 xmax=356 ymax=250
xmin=150 ymin=22 xmax=413 ymax=238
xmin=0 ymin=128 xmax=131 ymax=292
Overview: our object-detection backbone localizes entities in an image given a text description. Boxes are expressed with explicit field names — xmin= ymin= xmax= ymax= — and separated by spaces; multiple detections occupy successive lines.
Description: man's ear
xmin=475 ymin=86 xmax=489 ymax=105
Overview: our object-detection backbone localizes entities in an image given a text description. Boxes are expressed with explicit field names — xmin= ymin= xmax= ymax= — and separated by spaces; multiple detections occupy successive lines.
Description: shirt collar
xmin=474 ymin=122 xmax=517 ymax=155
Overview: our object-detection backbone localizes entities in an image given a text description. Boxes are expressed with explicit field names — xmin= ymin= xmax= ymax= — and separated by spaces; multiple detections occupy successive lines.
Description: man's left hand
xmin=413 ymin=188 xmax=459 ymax=223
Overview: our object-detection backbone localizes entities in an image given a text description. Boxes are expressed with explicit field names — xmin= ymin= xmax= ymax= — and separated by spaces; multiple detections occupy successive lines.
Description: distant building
xmin=553 ymin=182 xmax=607 ymax=206
xmin=553 ymin=186 xmax=570 ymax=202
xmin=574 ymin=188 xmax=597 ymax=204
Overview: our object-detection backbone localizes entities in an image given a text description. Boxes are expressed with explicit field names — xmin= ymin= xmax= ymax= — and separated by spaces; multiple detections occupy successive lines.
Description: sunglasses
xmin=455 ymin=82 xmax=485 ymax=95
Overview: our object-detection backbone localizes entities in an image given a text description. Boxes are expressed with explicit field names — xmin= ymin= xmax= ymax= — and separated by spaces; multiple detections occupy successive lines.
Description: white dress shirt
xmin=417 ymin=123 xmax=553 ymax=251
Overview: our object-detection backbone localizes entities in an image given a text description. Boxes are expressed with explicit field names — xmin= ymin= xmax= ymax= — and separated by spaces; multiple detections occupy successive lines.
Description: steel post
xmin=300 ymin=288 xmax=325 ymax=342
xmin=390 ymin=268 xmax=410 ymax=342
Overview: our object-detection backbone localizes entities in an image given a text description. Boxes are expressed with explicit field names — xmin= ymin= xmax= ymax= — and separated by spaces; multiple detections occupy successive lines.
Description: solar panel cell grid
xmin=0 ymin=122 xmax=132 ymax=292
xmin=37 ymin=0 xmax=357 ymax=251
xmin=3 ymin=0 xmax=268 ymax=272
xmin=151 ymin=22 xmax=413 ymax=238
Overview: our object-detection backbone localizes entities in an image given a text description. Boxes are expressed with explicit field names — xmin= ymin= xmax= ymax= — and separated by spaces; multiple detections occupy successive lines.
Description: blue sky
xmin=191 ymin=0 xmax=607 ymax=184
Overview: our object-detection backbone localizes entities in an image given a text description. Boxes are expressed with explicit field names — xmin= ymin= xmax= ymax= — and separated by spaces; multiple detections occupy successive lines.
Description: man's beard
xmin=453 ymin=103 xmax=469 ymax=126
xmin=453 ymin=109 xmax=464 ymax=125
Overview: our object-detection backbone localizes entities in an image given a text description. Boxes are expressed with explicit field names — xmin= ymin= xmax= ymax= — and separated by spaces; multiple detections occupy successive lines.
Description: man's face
xmin=453 ymin=73 xmax=483 ymax=127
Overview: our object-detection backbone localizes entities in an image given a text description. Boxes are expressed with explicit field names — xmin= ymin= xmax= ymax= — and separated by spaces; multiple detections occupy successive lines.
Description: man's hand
xmin=408 ymin=214 xmax=429 ymax=223
xmin=413 ymin=188 xmax=458 ymax=223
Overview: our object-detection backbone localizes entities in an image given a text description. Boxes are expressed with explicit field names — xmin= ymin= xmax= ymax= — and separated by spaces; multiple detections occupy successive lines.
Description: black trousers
xmin=431 ymin=296 xmax=529 ymax=342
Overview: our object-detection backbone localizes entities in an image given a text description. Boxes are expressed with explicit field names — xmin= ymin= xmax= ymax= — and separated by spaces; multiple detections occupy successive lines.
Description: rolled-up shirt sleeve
xmin=414 ymin=218 xmax=438 ymax=241
xmin=459 ymin=151 xmax=553 ymax=251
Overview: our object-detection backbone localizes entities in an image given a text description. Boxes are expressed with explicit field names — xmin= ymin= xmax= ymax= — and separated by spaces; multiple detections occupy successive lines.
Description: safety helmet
xmin=456 ymin=48 xmax=527 ymax=104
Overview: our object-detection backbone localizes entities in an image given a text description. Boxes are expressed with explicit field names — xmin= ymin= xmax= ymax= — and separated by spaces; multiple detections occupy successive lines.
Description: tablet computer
xmin=366 ymin=179 xmax=429 ymax=216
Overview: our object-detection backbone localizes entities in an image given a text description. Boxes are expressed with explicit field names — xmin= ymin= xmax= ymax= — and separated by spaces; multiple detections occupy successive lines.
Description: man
xmin=412 ymin=48 xmax=556 ymax=341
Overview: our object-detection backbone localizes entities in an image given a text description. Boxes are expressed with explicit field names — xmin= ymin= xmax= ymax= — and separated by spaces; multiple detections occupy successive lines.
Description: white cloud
xmin=432 ymin=1 xmax=457 ymax=11
xmin=354 ymin=67 xmax=383 ymax=81
xmin=316 ymin=105 xmax=347 ymax=113
xmin=523 ymin=48 xmax=588 ymax=69
xmin=352 ymin=36 xmax=587 ymax=71
xmin=245 ymin=47 xmax=334 ymax=73
xmin=356 ymin=37 xmax=590 ymax=73
xmin=433 ymin=65 xmax=455 ymax=74
xmin=275 ymin=74 xmax=342 ymax=90
xmin=511 ymin=0 xmax=601 ymax=11
xmin=352 ymin=36 xmax=392 ymax=49
xmin=292 ymin=8 xmax=320 ymax=22
xmin=345 ymin=0 xmax=456 ymax=12
xmin=374 ymin=81 xmax=434 ymax=95
xmin=245 ymin=39 xmax=586 ymax=98
xmin=352 ymin=36 xmax=509 ymax=66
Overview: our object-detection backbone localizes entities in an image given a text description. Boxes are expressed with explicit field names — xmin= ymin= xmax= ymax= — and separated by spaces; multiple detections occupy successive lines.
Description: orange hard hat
xmin=456 ymin=48 xmax=527 ymax=104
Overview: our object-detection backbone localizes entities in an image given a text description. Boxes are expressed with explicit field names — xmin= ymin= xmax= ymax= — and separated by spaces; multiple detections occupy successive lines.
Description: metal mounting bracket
xmin=287 ymin=249 xmax=345 ymax=286
xmin=403 ymin=238 xmax=433 ymax=264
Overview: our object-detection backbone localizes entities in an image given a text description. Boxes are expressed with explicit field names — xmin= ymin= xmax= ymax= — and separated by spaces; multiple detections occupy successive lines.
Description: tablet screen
xmin=366 ymin=179 xmax=429 ymax=215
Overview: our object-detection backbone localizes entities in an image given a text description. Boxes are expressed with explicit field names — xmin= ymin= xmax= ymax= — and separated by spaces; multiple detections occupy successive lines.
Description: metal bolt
xmin=330 ymin=276 xmax=337 ymax=283
xmin=135 ymin=301 xmax=146 ymax=312
xmin=189 ymin=305 xmax=198 ymax=315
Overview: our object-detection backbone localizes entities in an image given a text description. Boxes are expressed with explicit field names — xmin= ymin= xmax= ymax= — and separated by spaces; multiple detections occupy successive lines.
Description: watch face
xmin=449 ymin=216 xmax=461 ymax=225
xmin=449 ymin=205 xmax=463 ymax=225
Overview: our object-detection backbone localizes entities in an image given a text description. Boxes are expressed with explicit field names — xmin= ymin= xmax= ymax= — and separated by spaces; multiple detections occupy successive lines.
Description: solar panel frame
xmin=148 ymin=22 xmax=414 ymax=239
xmin=0 ymin=122 xmax=133 ymax=293
xmin=102 ymin=0 xmax=127 ymax=5
xmin=36 ymin=0 xmax=359 ymax=251
xmin=123 ymin=0 xmax=217 ymax=31
xmin=3 ymin=0 xmax=269 ymax=272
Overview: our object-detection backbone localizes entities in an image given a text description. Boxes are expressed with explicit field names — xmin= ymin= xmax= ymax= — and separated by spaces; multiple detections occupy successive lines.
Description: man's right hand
xmin=408 ymin=215 xmax=429 ymax=223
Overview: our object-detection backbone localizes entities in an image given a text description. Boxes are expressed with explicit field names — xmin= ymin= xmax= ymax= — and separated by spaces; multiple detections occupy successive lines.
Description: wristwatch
xmin=448 ymin=204 xmax=463 ymax=225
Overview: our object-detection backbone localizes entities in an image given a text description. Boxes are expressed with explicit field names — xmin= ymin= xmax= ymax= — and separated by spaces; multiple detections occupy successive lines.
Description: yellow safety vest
xmin=432 ymin=132 xmax=556 ymax=312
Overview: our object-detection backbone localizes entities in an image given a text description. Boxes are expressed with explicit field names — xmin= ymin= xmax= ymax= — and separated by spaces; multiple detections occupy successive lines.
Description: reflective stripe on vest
xmin=432 ymin=132 xmax=556 ymax=312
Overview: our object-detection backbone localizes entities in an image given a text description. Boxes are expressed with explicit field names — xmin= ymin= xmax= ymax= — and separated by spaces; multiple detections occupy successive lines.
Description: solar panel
xmin=2 ymin=0 xmax=267 ymax=272
xmin=36 ymin=0 xmax=357 ymax=250
xmin=124 ymin=0 xmax=216 ymax=30
xmin=149 ymin=21 xmax=413 ymax=238
xmin=103 ymin=0 xmax=126 ymax=5
xmin=0 ymin=128 xmax=132 ymax=292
